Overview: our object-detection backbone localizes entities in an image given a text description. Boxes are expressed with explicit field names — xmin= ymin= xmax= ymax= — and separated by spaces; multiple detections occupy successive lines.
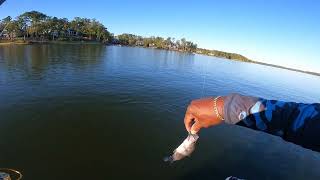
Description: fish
xmin=164 ymin=133 xmax=199 ymax=163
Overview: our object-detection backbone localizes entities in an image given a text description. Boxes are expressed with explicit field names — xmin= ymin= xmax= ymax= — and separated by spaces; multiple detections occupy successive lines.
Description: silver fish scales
xmin=164 ymin=133 xmax=199 ymax=163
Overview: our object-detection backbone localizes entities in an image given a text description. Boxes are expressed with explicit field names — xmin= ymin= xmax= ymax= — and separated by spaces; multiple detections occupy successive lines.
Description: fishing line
xmin=201 ymin=57 xmax=210 ymax=98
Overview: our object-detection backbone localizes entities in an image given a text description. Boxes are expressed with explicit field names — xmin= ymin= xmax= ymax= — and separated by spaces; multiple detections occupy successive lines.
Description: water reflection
xmin=0 ymin=44 xmax=107 ymax=78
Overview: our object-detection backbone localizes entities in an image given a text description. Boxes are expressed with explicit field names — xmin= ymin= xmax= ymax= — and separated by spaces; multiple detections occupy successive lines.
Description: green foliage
xmin=117 ymin=34 xmax=138 ymax=45
xmin=2 ymin=16 xmax=11 ymax=23
xmin=2 ymin=11 xmax=112 ymax=42
xmin=69 ymin=17 xmax=111 ymax=42
xmin=17 ymin=11 xmax=47 ymax=37
xmin=1 ymin=16 xmax=22 ymax=38
xmin=0 ymin=16 xmax=11 ymax=32
xmin=116 ymin=34 xmax=197 ymax=53
xmin=196 ymin=48 xmax=251 ymax=62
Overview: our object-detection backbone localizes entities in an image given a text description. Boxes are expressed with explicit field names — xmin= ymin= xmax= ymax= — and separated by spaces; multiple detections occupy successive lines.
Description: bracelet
xmin=213 ymin=96 xmax=224 ymax=121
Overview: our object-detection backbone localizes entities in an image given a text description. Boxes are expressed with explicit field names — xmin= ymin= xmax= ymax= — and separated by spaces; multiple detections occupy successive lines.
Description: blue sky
xmin=1 ymin=0 xmax=319 ymax=72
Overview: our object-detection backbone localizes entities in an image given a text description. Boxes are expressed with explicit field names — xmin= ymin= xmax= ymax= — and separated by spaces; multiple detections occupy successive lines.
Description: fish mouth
xmin=188 ymin=133 xmax=199 ymax=141
xmin=163 ymin=156 xmax=174 ymax=163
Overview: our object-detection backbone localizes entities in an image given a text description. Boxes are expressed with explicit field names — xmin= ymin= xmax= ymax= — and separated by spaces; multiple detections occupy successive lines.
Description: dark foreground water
xmin=1 ymin=44 xmax=320 ymax=180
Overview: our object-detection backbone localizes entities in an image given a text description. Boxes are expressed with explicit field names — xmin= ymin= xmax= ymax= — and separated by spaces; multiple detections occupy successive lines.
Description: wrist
xmin=213 ymin=96 xmax=225 ymax=121
xmin=218 ymin=96 xmax=225 ymax=120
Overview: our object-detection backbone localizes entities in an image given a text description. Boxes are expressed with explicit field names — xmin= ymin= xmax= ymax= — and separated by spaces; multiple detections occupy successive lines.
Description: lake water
xmin=1 ymin=44 xmax=320 ymax=180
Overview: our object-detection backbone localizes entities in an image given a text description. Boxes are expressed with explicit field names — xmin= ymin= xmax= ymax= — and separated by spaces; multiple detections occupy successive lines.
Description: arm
xmin=184 ymin=93 xmax=320 ymax=150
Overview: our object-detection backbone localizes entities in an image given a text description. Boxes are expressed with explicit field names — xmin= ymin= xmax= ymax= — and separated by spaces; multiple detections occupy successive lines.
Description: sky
xmin=0 ymin=0 xmax=319 ymax=72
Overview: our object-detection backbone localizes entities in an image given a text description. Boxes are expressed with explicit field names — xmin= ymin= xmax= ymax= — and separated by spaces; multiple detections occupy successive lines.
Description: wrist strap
xmin=213 ymin=96 xmax=224 ymax=121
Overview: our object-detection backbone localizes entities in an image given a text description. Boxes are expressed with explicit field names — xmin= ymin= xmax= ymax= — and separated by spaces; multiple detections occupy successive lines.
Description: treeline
xmin=115 ymin=34 xmax=197 ymax=52
xmin=113 ymin=34 xmax=250 ymax=61
xmin=0 ymin=11 xmax=250 ymax=62
xmin=0 ymin=11 xmax=112 ymax=42
xmin=196 ymin=48 xmax=251 ymax=62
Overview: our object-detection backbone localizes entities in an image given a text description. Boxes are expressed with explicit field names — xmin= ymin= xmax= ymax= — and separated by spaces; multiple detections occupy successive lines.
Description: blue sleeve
xmin=238 ymin=99 xmax=320 ymax=151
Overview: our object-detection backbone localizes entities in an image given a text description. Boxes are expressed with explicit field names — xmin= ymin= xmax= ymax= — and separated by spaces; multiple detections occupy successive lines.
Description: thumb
xmin=190 ymin=121 xmax=202 ymax=134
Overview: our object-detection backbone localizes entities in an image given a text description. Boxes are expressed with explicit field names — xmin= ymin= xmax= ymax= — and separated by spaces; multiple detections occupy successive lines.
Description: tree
xmin=180 ymin=38 xmax=187 ymax=50
xmin=16 ymin=14 xmax=28 ymax=38
xmin=164 ymin=37 xmax=172 ymax=49
xmin=117 ymin=34 xmax=139 ymax=45
xmin=41 ymin=17 xmax=70 ymax=40
xmin=5 ymin=20 xmax=20 ymax=39
xmin=0 ymin=16 xmax=12 ymax=33
xmin=1 ymin=16 xmax=11 ymax=24
xmin=18 ymin=11 xmax=48 ymax=38
xmin=176 ymin=40 xmax=181 ymax=49
xmin=143 ymin=37 xmax=153 ymax=47
xmin=154 ymin=37 xmax=164 ymax=48
xmin=69 ymin=17 xmax=111 ymax=42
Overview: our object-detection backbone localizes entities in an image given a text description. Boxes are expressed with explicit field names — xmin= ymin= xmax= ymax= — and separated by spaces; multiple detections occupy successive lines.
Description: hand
xmin=184 ymin=97 xmax=224 ymax=134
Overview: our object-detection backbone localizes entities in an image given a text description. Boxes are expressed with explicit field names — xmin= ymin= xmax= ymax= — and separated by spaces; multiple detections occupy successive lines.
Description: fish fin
xmin=163 ymin=156 xmax=174 ymax=163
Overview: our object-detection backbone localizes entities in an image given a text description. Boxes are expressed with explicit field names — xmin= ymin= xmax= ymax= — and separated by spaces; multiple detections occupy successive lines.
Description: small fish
xmin=164 ymin=133 xmax=199 ymax=163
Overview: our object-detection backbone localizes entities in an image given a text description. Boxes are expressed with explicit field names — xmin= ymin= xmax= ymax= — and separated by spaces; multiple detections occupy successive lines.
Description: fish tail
xmin=163 ymin=156 xmax=174 ymax=163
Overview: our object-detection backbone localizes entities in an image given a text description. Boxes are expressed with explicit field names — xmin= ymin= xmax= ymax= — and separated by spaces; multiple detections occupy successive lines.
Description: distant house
xmin=196 ymin=50 xmax=202 ymax=54
xmin=51 ymin=30 xmax=59 ymax=38
xmin=66 ymin=29 xmax=79 ymax=37
xmin=171 ymin=44 xmax=179 ymax=50
xmin=112 ymin=37 xmax=120 ymax=44
xmin=0 ymin=29 xmax=8 ymax=38
xmin=135 ymin=40 xmax=144 ymax=46
xmin=0 ymin=29 xmax=16 ymax=39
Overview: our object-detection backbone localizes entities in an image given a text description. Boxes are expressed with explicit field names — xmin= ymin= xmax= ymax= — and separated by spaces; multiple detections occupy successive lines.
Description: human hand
xmin=184 ymin=97 xmax=224 ymax=134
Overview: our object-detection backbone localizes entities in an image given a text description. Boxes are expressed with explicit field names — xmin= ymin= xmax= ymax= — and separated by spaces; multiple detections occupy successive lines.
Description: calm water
xmin=1 ymin=44 xmax=320 ymax=180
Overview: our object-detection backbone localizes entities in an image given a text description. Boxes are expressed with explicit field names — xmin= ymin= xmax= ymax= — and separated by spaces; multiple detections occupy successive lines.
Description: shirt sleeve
xmin=223 ymin=93 xmax=320 ymax=151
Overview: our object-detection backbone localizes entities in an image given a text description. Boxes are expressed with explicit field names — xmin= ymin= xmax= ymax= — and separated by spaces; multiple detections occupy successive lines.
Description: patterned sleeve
xmin=223 ymin=93 xmax=320 ymax=151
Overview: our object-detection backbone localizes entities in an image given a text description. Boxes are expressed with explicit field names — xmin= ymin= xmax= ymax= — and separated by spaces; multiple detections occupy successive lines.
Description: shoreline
xmin=0 ymin=40 xmax=103 ymax=45
xmin=1 ymin=41 xmax=319 ymax=77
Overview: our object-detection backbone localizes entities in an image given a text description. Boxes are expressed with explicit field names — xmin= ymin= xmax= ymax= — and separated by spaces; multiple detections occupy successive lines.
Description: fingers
xmin=184 ymin=112 xmax=194 ymax=132
xmin=191 ymin=121 xmax=202 ymax=134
